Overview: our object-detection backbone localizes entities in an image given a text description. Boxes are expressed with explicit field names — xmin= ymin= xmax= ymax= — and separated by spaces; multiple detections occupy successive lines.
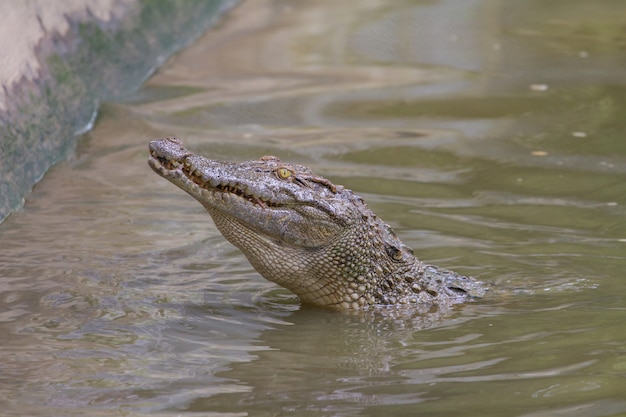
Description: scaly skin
xmin=149 ymin=137 xmax=487 ymax=310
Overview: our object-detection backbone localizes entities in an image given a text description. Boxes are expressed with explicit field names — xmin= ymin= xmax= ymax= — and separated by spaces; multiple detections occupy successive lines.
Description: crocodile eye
xmin=276 ymin=167 xmax=293 ymax=179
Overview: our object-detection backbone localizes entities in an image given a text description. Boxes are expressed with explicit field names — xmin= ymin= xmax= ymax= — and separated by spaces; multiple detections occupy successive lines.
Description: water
xmin=1 ymin=1 xmax=626 ymax=416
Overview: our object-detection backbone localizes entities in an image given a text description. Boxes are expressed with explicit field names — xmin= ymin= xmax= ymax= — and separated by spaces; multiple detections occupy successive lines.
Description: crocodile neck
xmin=149 ymin=137 xmax=486 ymax=310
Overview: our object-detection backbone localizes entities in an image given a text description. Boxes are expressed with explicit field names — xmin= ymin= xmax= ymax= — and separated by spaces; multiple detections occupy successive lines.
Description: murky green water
xmin=2 ymin=1 xmax=626 ymax=416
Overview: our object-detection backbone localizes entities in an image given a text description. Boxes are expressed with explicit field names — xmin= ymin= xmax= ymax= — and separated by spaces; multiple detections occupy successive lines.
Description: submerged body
xmin=149 ymin=137 xmax=487 ymax=310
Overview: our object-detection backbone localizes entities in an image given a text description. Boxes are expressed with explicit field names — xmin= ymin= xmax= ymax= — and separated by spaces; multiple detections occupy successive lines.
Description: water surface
xmin=1 ymin=1 xmax=626 ymax=416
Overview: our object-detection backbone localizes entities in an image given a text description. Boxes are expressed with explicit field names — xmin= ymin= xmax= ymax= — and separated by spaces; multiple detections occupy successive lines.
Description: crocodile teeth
xmin=178 ymin=169 xmax=278 ymax=208
xmin=214 ymin=183 xmax=278 ymax=208
xmin=150 ymin=149 xmax=181 ymax=171
xmin=255 ymin=198 xmax=267 ymax=208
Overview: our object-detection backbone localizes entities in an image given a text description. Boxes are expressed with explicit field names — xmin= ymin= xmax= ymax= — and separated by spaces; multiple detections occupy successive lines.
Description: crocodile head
xmin=148 ymin=137 xmax=426 ymax=309
xmin=148 ymin=136 xmax=355 ymax=246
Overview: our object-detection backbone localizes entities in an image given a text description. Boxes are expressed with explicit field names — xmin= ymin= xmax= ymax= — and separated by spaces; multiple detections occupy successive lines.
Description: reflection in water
xmin=1 ymin=0 xmax=626 ymax=415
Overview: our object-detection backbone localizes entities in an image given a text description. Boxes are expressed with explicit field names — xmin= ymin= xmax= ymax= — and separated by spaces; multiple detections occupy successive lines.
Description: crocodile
xmin=148 ymin=136 xmax=487 ymax=311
